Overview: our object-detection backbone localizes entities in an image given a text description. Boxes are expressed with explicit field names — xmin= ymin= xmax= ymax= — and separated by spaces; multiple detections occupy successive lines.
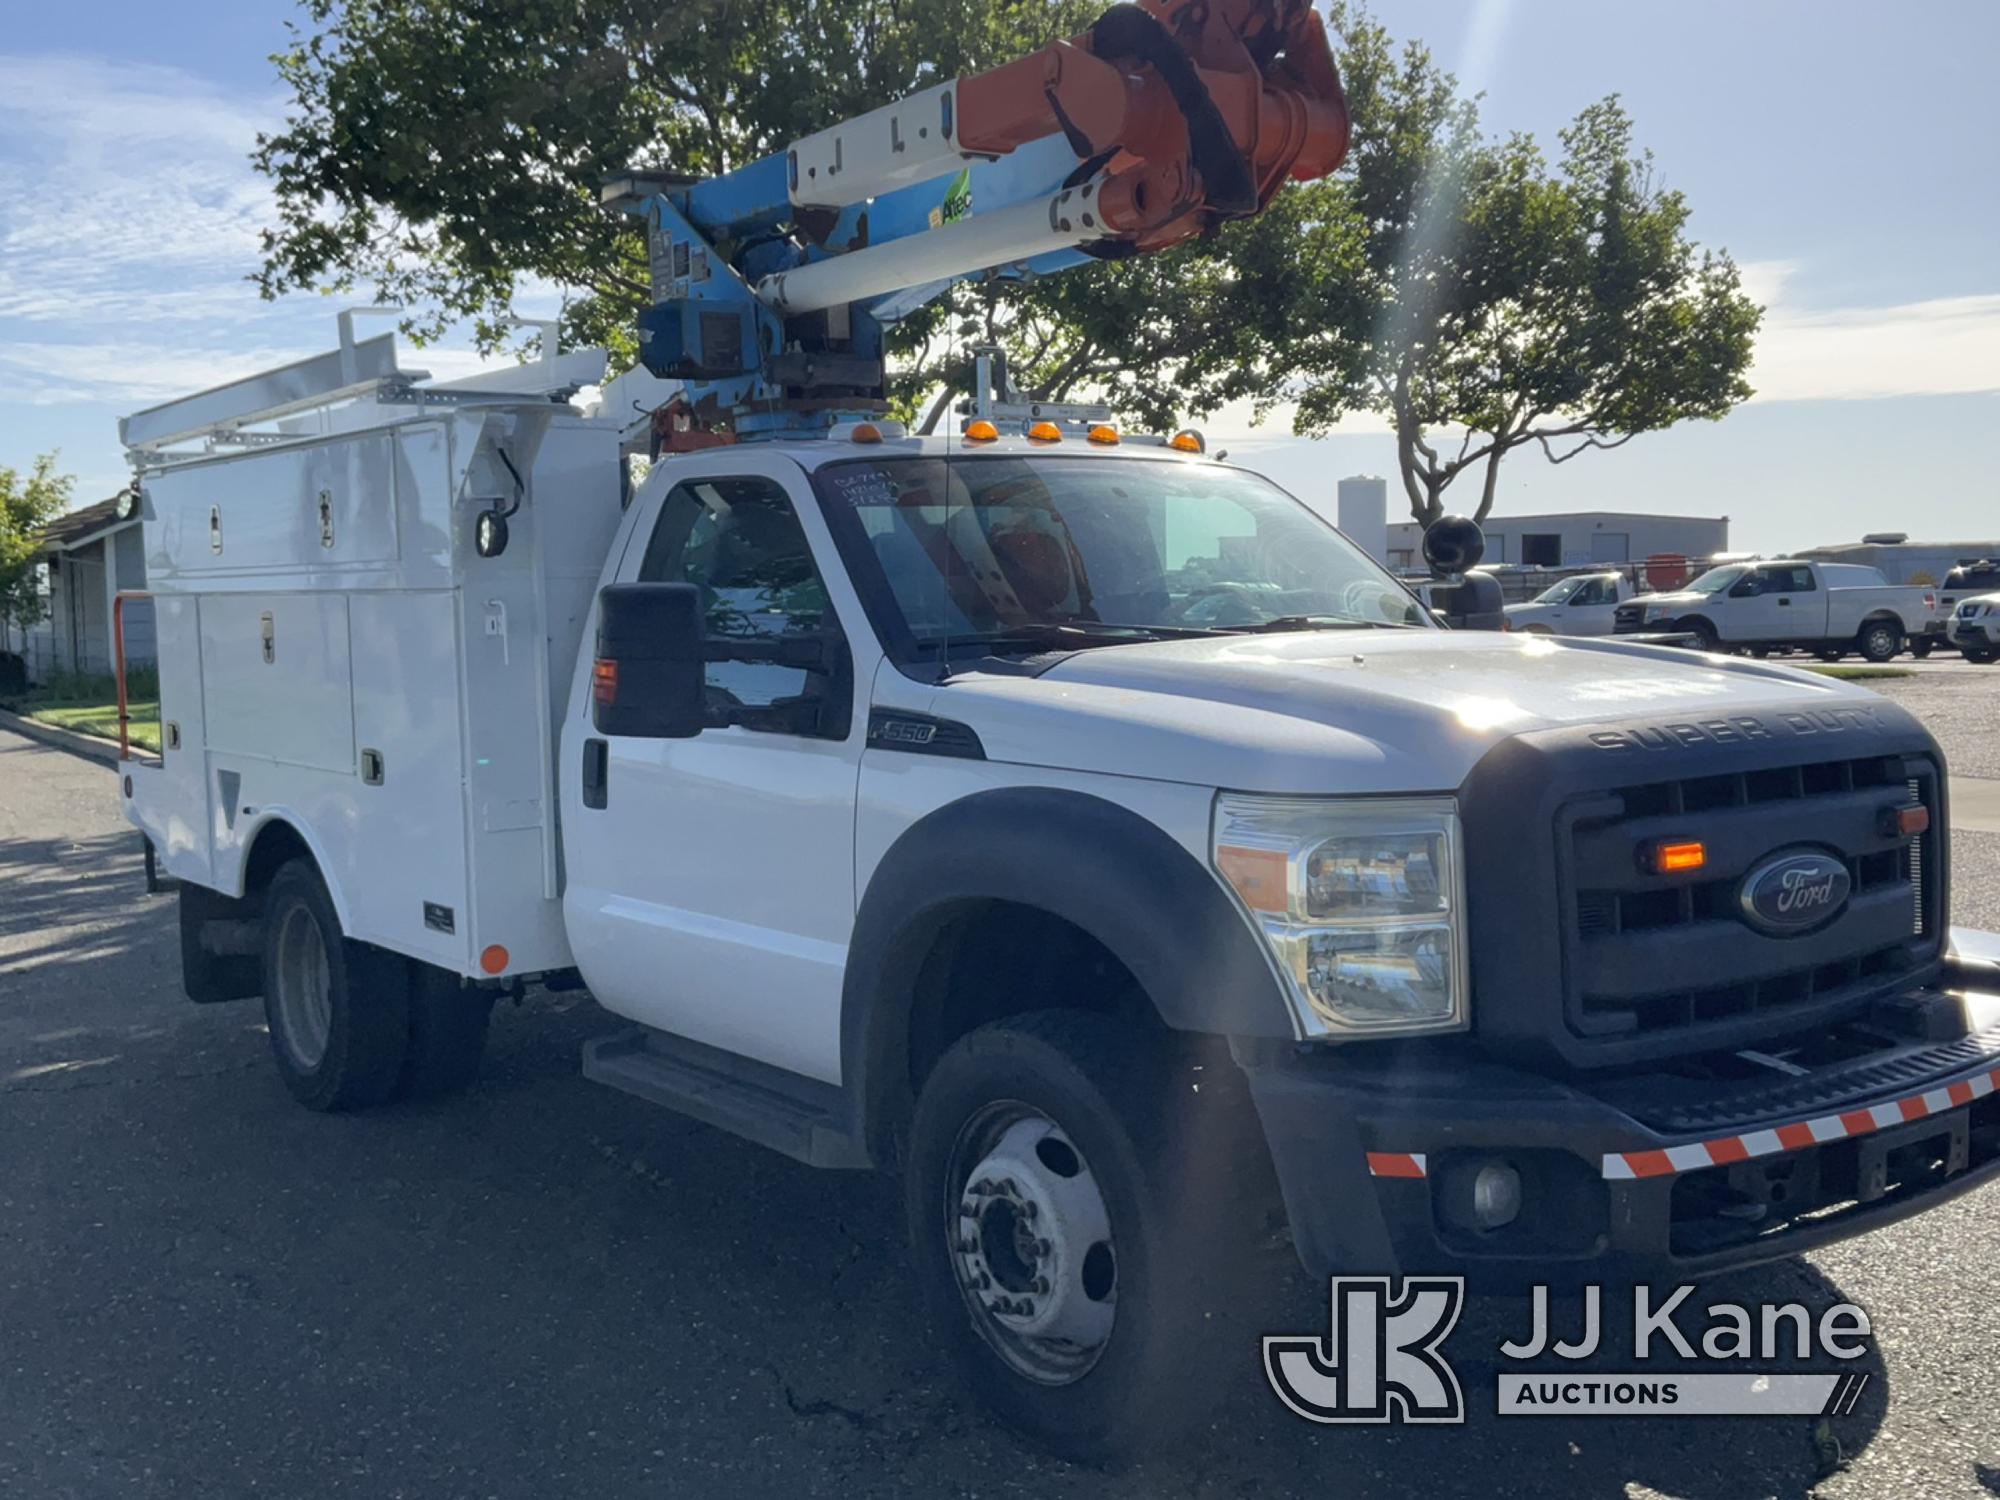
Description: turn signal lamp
xmin=1644 ymin=839 xmax=1707 ymax=875
xmin=591 ymin=658 xmax=618 ymax=707
xmin=1087 ymin=424 xmax=1120 ymax=445
xmin=1169 ymin=428 xmax=1205 ymax=454
xmin=964 ymin=420 xmax=999 ymax=442
xmin=1028 ymin=420 xmax=1064 ymax=442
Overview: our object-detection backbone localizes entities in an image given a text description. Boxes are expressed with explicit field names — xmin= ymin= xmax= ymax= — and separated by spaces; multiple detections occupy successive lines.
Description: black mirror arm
xmin=701 ymin=633 xmax=837 ymax=671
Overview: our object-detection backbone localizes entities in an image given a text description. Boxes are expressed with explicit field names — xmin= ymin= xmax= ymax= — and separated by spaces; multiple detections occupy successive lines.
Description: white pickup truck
xmin=1502 ymin=571 xmax=1639 ymax=636
xmin=1614 ymin=559 xmax=1937 ymax=660
xmin=113 ymin=345 xmax=2000 ymax=1458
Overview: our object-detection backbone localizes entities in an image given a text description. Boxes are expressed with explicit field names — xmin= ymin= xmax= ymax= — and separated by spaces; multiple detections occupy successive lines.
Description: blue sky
xmin=2 ymin=0 xmax=1996 ymax=552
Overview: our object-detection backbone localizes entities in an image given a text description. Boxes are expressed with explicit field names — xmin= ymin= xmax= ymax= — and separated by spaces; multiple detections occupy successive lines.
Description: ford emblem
xmin=1738 ymin=850 xmax=1851 ymax=935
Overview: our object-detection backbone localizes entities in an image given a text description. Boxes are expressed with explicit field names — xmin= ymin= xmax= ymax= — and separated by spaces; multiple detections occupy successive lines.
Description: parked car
xmin=1503 ymin=571 xmax=1639 ymax=636
xmin=1946 ymin=591 xmax=2000 ymax=663
xmin=1614 ymin=560 xmax=1936 ymax=661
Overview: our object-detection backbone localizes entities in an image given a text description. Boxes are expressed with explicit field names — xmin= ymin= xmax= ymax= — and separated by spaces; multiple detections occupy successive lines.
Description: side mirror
xmin=592 ymin=583 xmax=706 ymax=739
xmin=1729 ymin=579 xmax=1758 ymax=598
xmin=1422 ymin=514 xmax=1486 ymax=577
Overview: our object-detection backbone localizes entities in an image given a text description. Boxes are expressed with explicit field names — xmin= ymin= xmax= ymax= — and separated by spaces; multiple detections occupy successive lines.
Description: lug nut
xmin=1034 ymin=1239 xmax=1051 ymax=1258
xmin=977 ymin=1272 xmax=991 ymax=1289
xmin=1033 ymin=1277 xmax=1050 ymax=1294
xmin=1020 ymin=1201 xmax=1038 ymax=1220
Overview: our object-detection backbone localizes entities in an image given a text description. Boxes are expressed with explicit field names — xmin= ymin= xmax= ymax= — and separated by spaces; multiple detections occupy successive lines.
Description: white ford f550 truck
xmin=1614 ymin=559 xmax=1937 ymax=661
xmin=113 ymin=0 xmax=2000 ymax=1458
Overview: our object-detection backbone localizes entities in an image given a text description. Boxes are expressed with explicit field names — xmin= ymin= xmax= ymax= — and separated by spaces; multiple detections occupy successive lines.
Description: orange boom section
xmin=955 ymin=0 xmax=1351 ymax=253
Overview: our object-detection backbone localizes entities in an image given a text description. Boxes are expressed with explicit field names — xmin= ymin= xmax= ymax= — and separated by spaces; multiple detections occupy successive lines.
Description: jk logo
xmin=1264 ymin=1277 xmax=1466 ymax=1424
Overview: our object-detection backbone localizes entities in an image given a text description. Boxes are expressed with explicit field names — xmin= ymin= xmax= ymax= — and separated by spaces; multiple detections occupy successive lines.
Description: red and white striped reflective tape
xmin=1366 ymin=1151 xmax=1427 ymax=1179
xmin=1602 ymin=1064 xmax=2000 ymax=1181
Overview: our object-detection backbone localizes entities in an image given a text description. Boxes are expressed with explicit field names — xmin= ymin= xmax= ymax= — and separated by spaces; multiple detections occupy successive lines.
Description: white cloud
xmin=1740 ymin=260 xmax=2000 ymax=403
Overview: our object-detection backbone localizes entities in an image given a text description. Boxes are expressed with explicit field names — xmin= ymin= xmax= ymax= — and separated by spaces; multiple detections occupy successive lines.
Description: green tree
xmin=251 ymin=0 xmax=1328 ymax=420
xmin=1271 ymin=7 xmax=1761 ymax=525
xmin=254 ymin=0 xmax=1101 ymax=360
xmin=0 ymin=453 xmax=73 ymax=647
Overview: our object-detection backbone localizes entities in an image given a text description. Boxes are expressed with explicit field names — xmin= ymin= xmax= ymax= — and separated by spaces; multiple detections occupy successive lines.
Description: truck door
xmin=1765 ymin=563 xmax=1821 ymax=639
xmin=1566 ymin=575 xmax=1620 ymax=635
xmin=1725 ymin=565 xmax=1797 ymax=642
xmin=562 ymin=456 xmax=866 ymax=1085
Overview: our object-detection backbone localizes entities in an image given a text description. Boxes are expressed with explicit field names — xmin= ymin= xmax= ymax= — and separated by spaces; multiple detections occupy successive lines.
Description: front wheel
xmin=1910 ymin=637 xmax=1935 ymax=659
xmin=1967 ymin=649 xmax=1999 ymax=665
xmin=905 ymin=1013 xmax=1243 ymax=1463
xmin=1857 ymin=620 xmax=1904 ymax=662
xmin=260 ymin=859 xmax=410 ymax=1111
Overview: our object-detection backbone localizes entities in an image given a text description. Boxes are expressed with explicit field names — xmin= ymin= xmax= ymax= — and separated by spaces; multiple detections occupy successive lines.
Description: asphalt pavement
xmin=3 ymin=668 xmax=1999 ymax=1499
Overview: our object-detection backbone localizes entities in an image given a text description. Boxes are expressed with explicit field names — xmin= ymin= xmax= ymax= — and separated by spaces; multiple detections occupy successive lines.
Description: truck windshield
xmin=811 ymin=455 xmax=1427 ymax=662
xmin=1531 ymin=577 xmax=1586 ymax=604
xmin=1683 ymin=565 xmax=1748 ymax=595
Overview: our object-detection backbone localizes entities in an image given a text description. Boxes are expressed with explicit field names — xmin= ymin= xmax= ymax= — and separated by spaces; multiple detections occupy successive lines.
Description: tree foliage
xmin=0 ymin=453 xmax=73 ymax=641
xmin=255 ymin=0 xmax=1099 ymax=359
xmin=255 ymin=1 xmax=1759 ymax=522
xmin=1263 ymin=7 xmax=1762 ymax=523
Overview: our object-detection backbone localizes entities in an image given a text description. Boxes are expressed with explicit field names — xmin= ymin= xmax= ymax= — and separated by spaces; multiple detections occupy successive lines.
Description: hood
xmin=922 ymin=630 xmax=1882 ymax=794
xmin=1634 ymin=591 xmax=1704 ymax=611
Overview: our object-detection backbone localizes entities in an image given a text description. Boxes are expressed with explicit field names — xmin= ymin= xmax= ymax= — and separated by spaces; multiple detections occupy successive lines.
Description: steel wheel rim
xmin=273 ymin=903 xmax=333 ymax=1070
xmin=942 ymin=1100 xmax=1118 ymax=1387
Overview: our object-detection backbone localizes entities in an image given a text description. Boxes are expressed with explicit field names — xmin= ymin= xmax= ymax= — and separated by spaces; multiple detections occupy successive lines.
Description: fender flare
xmin=839 ymin=786 xmax=1293 ymax=1160
xmin=225 ymin=810 xmax=353 ymax=931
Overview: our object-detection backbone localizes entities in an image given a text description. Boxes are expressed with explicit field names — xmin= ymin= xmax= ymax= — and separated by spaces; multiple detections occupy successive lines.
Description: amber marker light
xmin=1215 ymin=845 xmax=1289 ymax=913
xmin=964 ymin=420 xmax=999 ymax=442
xmin=1644 ymin=839 xmax=1707 ymax=875
xmin=1027 ymin=420 xmax=1064 ymax=442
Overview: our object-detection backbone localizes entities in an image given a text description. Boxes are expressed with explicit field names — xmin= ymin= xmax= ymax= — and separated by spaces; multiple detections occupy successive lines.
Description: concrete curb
xmin=0 ymin=706 xmax=124 ymax=768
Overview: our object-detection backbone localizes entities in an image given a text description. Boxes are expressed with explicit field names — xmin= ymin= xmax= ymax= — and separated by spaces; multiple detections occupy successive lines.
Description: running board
xmin=581 ymin=1027 xmax=870 ymax=1169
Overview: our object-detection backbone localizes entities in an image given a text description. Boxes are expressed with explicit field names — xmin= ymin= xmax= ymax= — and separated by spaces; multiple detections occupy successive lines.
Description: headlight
xmin=1212 ymin=795 xmax=1468 ymax=1039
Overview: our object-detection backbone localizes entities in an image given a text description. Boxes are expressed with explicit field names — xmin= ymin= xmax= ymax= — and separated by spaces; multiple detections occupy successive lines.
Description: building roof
xmin=38 ymin=493 xmax=134 ymax=552
xmin=1387 ymin=509 xmax=1729 ymax=533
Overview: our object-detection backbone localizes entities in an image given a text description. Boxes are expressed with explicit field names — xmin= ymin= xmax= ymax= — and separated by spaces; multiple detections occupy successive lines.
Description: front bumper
xmin=1241 ymin=930 xmax=2000 ymax=1290
xmin=1947 ymin=620 xmax=1992 ymax=649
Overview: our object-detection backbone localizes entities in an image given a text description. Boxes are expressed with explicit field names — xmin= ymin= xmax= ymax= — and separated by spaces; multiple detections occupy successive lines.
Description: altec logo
xmin=1263 ymin=1277 xmax=1466 ymax=1424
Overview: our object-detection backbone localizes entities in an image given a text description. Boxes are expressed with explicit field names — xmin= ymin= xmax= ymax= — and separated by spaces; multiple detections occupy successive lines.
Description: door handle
xmin=1777 ymin=597 xmax=1791 ymax=605
xmin=581 ymin=737 xmax=608 ymax=809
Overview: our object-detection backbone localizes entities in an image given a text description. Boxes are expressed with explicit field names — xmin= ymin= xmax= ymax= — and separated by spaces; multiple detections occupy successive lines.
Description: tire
xmin=905 ymin=1012 xmax=1255 ymax=1464
xmin=1910 ymin=638 xmax=1935 ymax=659
xmin=1749 ymin=647 xmax=1772 ymax=659
xmin=397 ymin=963 xmax=494 ymax=1100
xmin=1857 ymin=620 xmax=1903 ymax=663
xmin=1967 ymin=649 xmax=1999 ymax=665
xmin=1816 ymin=649 xmax=1846 ymax=663
xmin=259 ymin=859 xmax=410 ymax=1111
xmin=1681 ymin=620 xmax=1719 ymax=653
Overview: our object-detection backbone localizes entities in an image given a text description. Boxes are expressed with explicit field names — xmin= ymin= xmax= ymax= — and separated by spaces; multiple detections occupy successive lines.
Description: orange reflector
xmin=480 ymin=945 xmax=510 ymax=976
xmin=591 ymin=658 xmax=618 ymax=707
xmin=850 ymin=422 xmax=883 ymax=444
xmin=1087 ymin=424 xmax=1120 ymax=445
xmin=1896 ymin=804 xmax=1931 ymax=837
xmin=1169 ymin=428 xmax=1205 ymax=454
xmin=1647 ymin=839 xmax=1707 ymax=874
xmin=964 ymin=419 xmax=999 ymax=442
xmin=1027 ymin=421 xmax=1063 ymax=442
xmin=1216 ymin=845 xmax=1289 ymax=913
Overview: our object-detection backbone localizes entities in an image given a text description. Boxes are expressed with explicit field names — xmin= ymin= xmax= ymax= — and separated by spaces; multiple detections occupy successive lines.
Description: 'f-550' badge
xmin=1738 ymin=849 xmax=1851 ymax=935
